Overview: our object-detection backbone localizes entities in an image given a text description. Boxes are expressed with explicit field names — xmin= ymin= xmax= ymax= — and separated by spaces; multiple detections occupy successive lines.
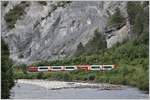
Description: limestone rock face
xmin=106 ymin=24 xmax=129 ymax=48
xmin=1 ymin=1 xmax=128 ymax=64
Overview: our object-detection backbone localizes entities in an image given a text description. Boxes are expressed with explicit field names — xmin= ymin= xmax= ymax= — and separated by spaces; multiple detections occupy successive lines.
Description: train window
xmin=52 ymin=67 xmax=62 ymax=69
xmin=103 ymin=66 xmax=112 ymax=68
xmin=65 ymin=67 xmax=75 ymax=69
xmin=39 ymin=67 xmax=48 ymax=69
xmin=91 ymin=66 xmax=100 ymax=69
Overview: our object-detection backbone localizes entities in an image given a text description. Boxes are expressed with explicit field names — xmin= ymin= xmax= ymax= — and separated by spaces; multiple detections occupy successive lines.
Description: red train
xmin=28 ymin=65 xmax=117 ymax=72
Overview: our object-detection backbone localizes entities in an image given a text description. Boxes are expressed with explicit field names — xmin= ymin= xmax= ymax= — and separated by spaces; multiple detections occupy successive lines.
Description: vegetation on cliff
xmin=14 ymin=29 xmax=149 ymax=91
xmin=1 ymin=39 xmax=14 ymax=99
xmin=107 ymin=7 xmax=125 ymax=27
xmin=8 ymin=1 xmax=149 ymax=92
xmin=75 ymin=29 xmax=107 ymax=56
xmin=4 ymin=1 xmax=30 ymax=29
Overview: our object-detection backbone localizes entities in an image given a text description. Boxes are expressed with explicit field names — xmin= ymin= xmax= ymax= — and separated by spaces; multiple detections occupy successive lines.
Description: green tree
xmin=1 ymin=39 xmax=14 ymax=99
xmin=85 ymin=29 xmax=107 ymax=53
xmin=127 ymin=1 xmax=143 ymax=25
xmin=127 ymin=1 xmax=149 ymax=37
xmin=37 ymin=72 xmax=44 ymax=79
xmin=4 ymin=1 xmax=30 ymax=29
xmin=108 ymin=7 xmax=125 ymax=26
xmin=133 ymin=12 xmax=144 ymax=36
xmin=74 ymin=42 xmax=85 ymax=56
xmin=37 ymin=1 xmax=47 ymax=6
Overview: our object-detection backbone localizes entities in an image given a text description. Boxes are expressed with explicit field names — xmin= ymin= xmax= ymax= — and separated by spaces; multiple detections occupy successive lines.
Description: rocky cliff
xmin=1 ymin=1 xmax=129 ymax=64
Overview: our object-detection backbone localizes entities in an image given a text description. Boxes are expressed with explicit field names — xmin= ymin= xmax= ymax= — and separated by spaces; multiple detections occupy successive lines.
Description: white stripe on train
xmin=28 ymin=65 xmax=116 ymax=72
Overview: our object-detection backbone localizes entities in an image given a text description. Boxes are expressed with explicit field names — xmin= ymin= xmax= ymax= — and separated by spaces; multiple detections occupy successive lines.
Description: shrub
xmin=85 ymin=29 xmax=107 ymax=54
xmin=57 ymin=1 xmax=72 ymax=8
xmin=1 ymin=39 xmax=14 ymax=98
xmin=74 ymin=42 xmax=85 ymax=56
xmin=37 ymin=72 xmax=44 ymax=79
xmin=127 ymin=1 xmax=142 ymax=25
xmin=133 ymin=12 xmax=144 ymax=36
xmin=87 ymin=73 xmax=96 ymax=81
xmin=2 ymin=1 xmax=9 ymax=7
xmin=4 ymin=1 xmax=30 ymax=29
xmin=127 ymin=1 xmax=149 ymax=39
xmin=38 ymin=1 xmax=47 ymax=6
xmin=107 ymin=7 xmax=125 ymax=27
xmin=16 ymin=22 xmax=149 ymax=91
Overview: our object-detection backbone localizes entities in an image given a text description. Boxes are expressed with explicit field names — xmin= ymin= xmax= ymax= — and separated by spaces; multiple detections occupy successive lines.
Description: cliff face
xmin=1 ymin=1 xmax=129 ymax=64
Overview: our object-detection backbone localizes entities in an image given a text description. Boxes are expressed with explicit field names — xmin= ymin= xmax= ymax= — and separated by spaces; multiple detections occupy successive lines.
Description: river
xmin=10 ymin=79 xmax=149 ymax=99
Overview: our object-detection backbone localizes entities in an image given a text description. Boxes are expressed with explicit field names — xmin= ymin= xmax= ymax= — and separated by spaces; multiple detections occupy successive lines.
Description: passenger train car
xmin=28 ymin=65 xmax=116 ymax=72
xmin=64 ymin=66 xmax=78 ymax=71
xmin=90 ymin=65 xmax=102 ymax=71
xmin=50 ymin=66 xmax=64 ymax=71
xmin=38 ymin=66 xmax=49 ymax=72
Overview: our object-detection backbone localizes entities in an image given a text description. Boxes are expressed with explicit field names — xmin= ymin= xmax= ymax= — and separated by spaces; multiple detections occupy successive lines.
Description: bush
xmin=37 ymin=72 xmax=44 ymax=79
xmin=1 ymin=39 xmax=14 ymax=98
xmin=133 ymin=12 xmax=144 ymax=36
xmin=14 ymin=71 xmax=25 ymax=79
xmin=38 ymin=1 xmax=47 ymax=6
xmin=4 ymin=1 xmax=30 ymax=29
xmin=127 ymin=1 xmax=148 ymax=38
xmin=74 ymin=29 xmax=107 ymax=56
xmin=127 ymin=1 xmax=142 ymax=25
xmin=15 ymin=20 xmax=149 ymax=91
xmin=2 ymin=1 xmax=9 ymax=7
xmin=57 ymin=1 xmax=71 ymax=8
xmin=87 ymin=73 xmax=96 ymax=81
xmin=107 ymin=7 xmax=125 ymax=27
xmin=85 ymin=29 xmax=107 ymax=54
xmin=74 ymin=42 xmax=85 ymax=56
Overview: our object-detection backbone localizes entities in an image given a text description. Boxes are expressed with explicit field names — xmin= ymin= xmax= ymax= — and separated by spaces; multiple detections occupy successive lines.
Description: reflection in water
xmin=10 ymin=83 xmax=148 ymax=99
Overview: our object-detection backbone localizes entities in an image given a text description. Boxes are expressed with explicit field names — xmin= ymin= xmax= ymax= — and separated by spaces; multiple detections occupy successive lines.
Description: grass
xmin=14 ymin=32 xmax=149 ymax=91
xmin=14 ymin=61 xmax=148 ymax=91
xmin=13 ymin=1 xmax=148 ymax=92
xmin=14 ymin=57 xmax=149 ymax=92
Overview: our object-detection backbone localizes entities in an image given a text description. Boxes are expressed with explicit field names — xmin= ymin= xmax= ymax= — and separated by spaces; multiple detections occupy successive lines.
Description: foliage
xmin=85 ymin=29 xmax=107 ymax=54
xmin=127 ymin=1 xmax=143 ymax=25
xmin=57 ymin=1 xmax=72 ymax=8
xmin=132 ymin=2 xmax=148 ymax=36
xmin=107 ymin=7 xmax=125 ymax=27
xmin=1 ymin=39 xmax=14 ymax=99
xmin=74 ymin=42 xmax=85 ymax=56
xmin=13 ymin=1 xmax=149 ymax=92
xmin=133 ymin=12 xmax=144 ymax=35
xmin=14 ymin=32 xmax=149 ymax=91
xmin=4 ymin=1 xmax=30 ymax=29
xmin=37 ymin=72 xmax=44 ymax=79
xmin=2 ymin=1 xmax=9 ymax=7
xmin=37 ymin=1 xmax=47 ymax=6
xmin=127 ymin=1 xmax=149 ymax=38
xmin=12 ymin=31 xmax=149 ymax=91
xmin=74 ymin=29 xmax=107 ymax=56
xmin=50 ymin=1 xmax=72 ymax=12
xmin=143 ymin=1 xmax=149 ymax=7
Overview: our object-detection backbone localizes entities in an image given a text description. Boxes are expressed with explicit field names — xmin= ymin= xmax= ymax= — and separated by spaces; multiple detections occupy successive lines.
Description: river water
xmin=10 ymin=79 xmax=149 ymax=99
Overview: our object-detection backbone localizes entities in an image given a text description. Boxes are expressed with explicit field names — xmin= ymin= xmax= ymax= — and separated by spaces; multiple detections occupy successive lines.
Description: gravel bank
xmin=16 ymin=79 xmax=124 ymax=90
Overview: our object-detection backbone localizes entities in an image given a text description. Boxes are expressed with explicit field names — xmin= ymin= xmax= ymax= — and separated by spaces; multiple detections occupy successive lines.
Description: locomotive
xmin=28 ymin=65 xmax=116 ymax=72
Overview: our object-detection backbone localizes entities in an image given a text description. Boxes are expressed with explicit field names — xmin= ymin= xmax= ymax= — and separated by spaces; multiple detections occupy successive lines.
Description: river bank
xmin=10 ymin=79 xmax=149 ymax=99
xmin=15 ymin=79 xmax=124 ymax=90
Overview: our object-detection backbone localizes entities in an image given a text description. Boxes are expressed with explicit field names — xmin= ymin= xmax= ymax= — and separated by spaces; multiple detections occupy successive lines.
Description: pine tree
xmin=75 ymin=42 xmax=85 ymax=56
xmin=108 ymin=7 xmax=125 ymax=27
xmin=1 ymin=39 xmax=14 ymax=99
xmin=85 ymin=29 xmax=107 ymax=53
